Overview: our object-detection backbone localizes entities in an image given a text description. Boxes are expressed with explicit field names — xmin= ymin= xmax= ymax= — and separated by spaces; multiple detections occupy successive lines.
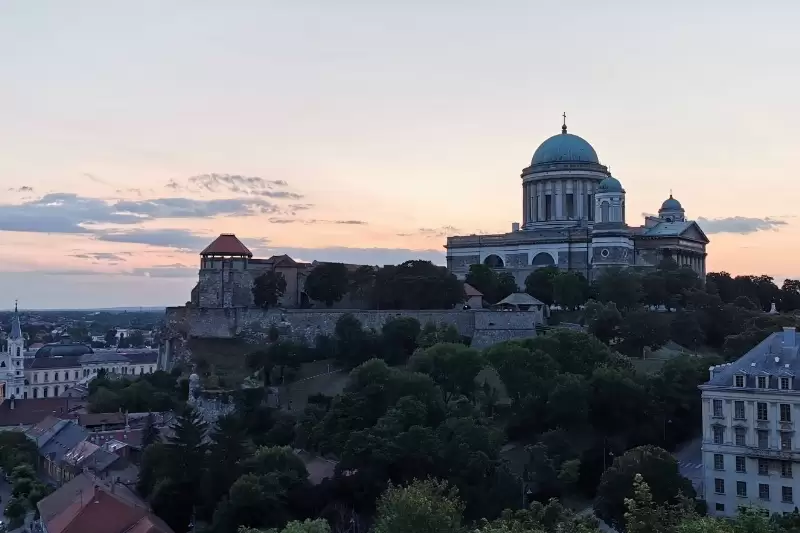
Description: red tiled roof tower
xmin=200 ymin=233 xmax=252 ymax=257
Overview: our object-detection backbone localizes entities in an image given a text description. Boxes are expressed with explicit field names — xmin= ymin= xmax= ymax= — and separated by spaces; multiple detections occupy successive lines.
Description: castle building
xmin=701 ymin=327 xmax=800 ymax=517
xmin=445 ymin=118 xmax=709 ymax=284
xmin=0 ymin=304 xmax=159 ymax=400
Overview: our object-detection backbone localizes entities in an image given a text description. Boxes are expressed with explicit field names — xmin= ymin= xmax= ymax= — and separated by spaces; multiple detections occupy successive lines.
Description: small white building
xmin=701 ymin=327 xmax=800 ymax=516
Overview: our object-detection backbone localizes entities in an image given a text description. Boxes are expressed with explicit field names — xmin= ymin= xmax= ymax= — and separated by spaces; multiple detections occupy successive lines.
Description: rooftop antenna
xmin=14 ymin=300 xmax=17 ymax=313
xmin=562 ymin=112 xmax=567 ymax=134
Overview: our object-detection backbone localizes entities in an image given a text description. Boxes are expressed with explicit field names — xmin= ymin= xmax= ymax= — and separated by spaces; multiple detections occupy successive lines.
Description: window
xmin=760 ymin=483 xmax=770 ymax=500
xmin=781 ymin=377 xmax=791 ymax=390
xmin=54 ymin=372 xmax=59 ymax=381
xmin=14 ymin=388 xmax=18 ymax=395
xmin=53 ymin=385 xmax=59 ymax=396
xmin=713 ymin=399 xmax=723 ymax=417
xmin=150 ymin=366 xmax=154 ymax=373
xmin=600 ymin=201 xmax=610 ymax=222
xmin=715 ymin=478 xmax=725 ymax=494
xmin=43 ymin=387 xmax=48 ymax=398
xmin=737 ymin=481 xmax=747 ymax=497
xmin=544 ymin=195 xmax=553 ymax=220
xmin=565 ymin=193 xmax=575 ymax=219
xmin=783 ymin=486 xmax=793 ymax=503
xmin=734 ymin=401 xmax=745 ymax=419
xmin=757 ymin=402 xmax=768 ymax=421
xmin=781 ymin=404 xmax=792 ymax=422
xmin=587 ymin=194 xmax=594 ymax=221
xmin=758 ymin=376 xmax=768 ymax=389
xmin=781 ymin=434 xmax=792 ymax=451
xmin=715 ymin=503 xmax=725 ymax=512
xmin=782 ymin=461 xmax=793 ymax=478
xmin=735 ymin=374 xmax=745 ymax=387
xmin=758 ymin=430 xmax=769 ymax=449
xmin=15 ymin=347 xmax=19 ymax=357
xmin=714 ymin=454 xmax=724 ymax=470
xmin=736 ymin=456 xmax=746 ymax=473
xmin=32 ymin=388 xmax=37 ymax=399
xmin=73 ymin=371 xmax=78 ymax=380
xmin=759 ymin=459 xmax=770 ymax=475
xmin=713 ymin=427 xmax=724 ymax=444
xmin=33 ymin=374 xmax=38 ymax=383
xmin=735 ymin=427 xmax=746 ymax=446
xmin=44 ymin=372 xmax=49 ymax=382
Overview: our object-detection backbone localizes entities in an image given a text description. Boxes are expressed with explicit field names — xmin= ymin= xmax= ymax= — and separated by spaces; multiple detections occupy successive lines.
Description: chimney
xmin=511 ymin=222 xmax=520 ymax=232
xmin=784 ymin=327 xmax=797 ymax=348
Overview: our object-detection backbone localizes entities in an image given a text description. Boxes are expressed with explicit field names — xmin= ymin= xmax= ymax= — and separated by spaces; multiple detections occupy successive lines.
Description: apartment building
xmin=701 ymin=327 xmax=800 ymax=516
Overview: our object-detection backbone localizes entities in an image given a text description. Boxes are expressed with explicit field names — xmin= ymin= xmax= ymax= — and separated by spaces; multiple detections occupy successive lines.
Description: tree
xmin=524 ymin=266 xmax=560 ymax=306
xmin=594 ymin=445 xmax=695 ymax=531
xmin=104 ymin=329 xmax=117 ymax=346
xmin=333 ymin=314 xmax=380 ymax=368
xmin=583 ymin=300 xmax=622 ymax=345
xmin=141 ymin=412 xmax=159 ymax=449
xmin=239 ymin=520 xmax=331 ymax=533
xmin=305 ymin=262 xmax=350 ymax=307
xmin=373 ymin=261 xmax=464 ymax=309
xmin=624 ymin=473 xmax=697 ymax=533
xmin=348 ymin=265 xmax=376 ymax=304
xmin=409 ymin=343 xmax=486 ymax=402
xmin=465 ymin=264 xmax=499 ymax=304
xmin=4 ymin=496 xmax=27 ymax=528
xmin=496 ymin=272 xmax=519 ymax=304
xmin=619 ymin=309 xmax=670 ymax=357
xmin=381 ymin=317 xmax=421 ymax=365
xmin=128 ymin=330 xmax=146 ymax=347
xmin=594 ymin=268 xmax=642 ymax=311
xmin=253 ymin=271 xmax=287 ymax=309
xmin=553 ymin=271 xmax=589 ymax=310
xmin=670 ymin=310 xmax=705 ymax=350
xmin=88 ymin=387 xmax=122 ymax=413
xmin=417 ymin=322 xmax=463 ymax=349
xmin=373 ymin=479 xmax=464 ymax=533
xmin=779 ymin=279 xmax=800 ymax=312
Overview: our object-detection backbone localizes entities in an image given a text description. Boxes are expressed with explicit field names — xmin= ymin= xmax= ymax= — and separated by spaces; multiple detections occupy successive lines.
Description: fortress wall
xmin=165 ymin=307 xmax=540 ymax=348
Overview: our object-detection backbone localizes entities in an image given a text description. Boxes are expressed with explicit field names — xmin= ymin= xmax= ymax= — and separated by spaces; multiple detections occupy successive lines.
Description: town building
xmin=701 ymin=327 xmax=800 ymax=516
xmin=0 ymin=304 xmax=160 ymax=400
xmin=36 ymin=472 xmax=173 ymax=533
xmin=445 ymin=117 xmax=709 ymax=285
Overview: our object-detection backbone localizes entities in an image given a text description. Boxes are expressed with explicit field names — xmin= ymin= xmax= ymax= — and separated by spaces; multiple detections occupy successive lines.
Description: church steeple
xmin=561 ymin=112 xmax=567 ymax=134
xmin=9 ymin=301 xmax=21 ymax=341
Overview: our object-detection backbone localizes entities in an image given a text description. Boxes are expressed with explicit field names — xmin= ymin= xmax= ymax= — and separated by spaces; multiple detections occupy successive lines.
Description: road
xmin=674 ymin=437 xmax=704 ymax=494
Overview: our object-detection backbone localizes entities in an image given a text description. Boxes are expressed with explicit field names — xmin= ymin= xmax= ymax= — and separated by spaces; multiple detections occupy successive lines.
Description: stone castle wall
xmin=163 ymin=307 xmax=542 ymax=363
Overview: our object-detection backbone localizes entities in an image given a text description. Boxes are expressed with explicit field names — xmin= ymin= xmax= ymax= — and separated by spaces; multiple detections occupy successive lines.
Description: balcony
xmin=745 ymin=446 xmax=800 ymax=460
xmin=781 ymin=421 xmax=794 ymax=432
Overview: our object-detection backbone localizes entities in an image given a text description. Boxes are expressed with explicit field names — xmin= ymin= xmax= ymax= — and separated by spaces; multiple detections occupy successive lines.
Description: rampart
xmin=163 ymin=306 xmax=542 ymax=365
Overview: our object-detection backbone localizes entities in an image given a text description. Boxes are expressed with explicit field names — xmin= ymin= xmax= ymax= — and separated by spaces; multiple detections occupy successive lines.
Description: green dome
xmin=598 ymin=176 xmax=623 ymax=193
xmin=531 ymin=131 xmax=599 ymax=165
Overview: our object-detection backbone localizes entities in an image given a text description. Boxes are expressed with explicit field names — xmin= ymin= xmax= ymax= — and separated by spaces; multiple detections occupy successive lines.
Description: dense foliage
xmin=0 ymin=432 xmax=52 ymax=528
xmin=253 ymin=271 xmax=287 ymax=309
xmin=87 ymin=369 xmax=182 ymax=413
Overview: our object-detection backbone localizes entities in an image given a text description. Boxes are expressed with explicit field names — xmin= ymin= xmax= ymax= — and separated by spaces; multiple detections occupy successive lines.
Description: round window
xmin=600 ymin=248 xmax=610 ymax=258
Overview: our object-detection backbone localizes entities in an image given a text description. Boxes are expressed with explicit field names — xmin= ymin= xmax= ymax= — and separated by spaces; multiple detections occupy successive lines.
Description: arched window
xmin=53 ymin=385 xmax=59 ymax=396
xmin=16 ymin=347 xmax=20 ymax=357
xmin=601 ymin=201 xmax=610 ymax=222
xmin=43 ymin=387 xmax=48 ymax=398
xmin=32 ymin=388 xmax=38 ymax=398
xmin=483 ymin=254 xmax=504 ymax=268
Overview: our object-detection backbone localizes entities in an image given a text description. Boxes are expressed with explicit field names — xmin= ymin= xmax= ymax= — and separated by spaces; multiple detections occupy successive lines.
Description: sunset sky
xmin=1 ymin=1 xmax=799 ymax=308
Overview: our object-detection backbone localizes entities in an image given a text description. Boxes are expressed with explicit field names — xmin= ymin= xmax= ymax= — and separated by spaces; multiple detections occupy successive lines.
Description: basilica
xmin=445 ymin=119 xmax=709 ymax=284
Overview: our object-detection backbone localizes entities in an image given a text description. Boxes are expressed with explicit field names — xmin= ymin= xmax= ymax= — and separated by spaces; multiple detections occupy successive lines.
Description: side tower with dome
xmin=445 ymin=116 xmax=709 ymax=284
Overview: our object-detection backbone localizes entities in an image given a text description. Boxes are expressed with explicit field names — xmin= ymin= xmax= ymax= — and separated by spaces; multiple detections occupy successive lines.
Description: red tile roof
xmin=200 ymin=233 xmax=252 ymax=257
xmin=0 ymin=398 xmax=81 ymax=428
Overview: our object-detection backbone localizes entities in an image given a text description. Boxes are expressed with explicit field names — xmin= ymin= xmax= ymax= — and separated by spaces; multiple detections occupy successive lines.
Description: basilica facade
xmin=445 ymin=120 xmax=709 ymax=284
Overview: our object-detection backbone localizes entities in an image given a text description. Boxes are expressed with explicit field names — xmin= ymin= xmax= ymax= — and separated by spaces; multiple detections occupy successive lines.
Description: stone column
xmin=537 ymin=182 xmax=544 ymax=221
xmin=523 ymin=184 xmax=530 ymax=225
xmin=555 ymin=180 xmax=563 ymax=220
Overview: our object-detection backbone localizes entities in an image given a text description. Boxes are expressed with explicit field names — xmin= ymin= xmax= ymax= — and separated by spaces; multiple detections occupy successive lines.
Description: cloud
xmin=71 ymin=252 xmax=131 ymax=262
xmin=696 ymin=216 xmax=788 ymax=235
xmin=167 ymin=173 xmax=303 ymax=199
xmin=397 ymin=226 xmax=461 ymax=238
xmin=8 ymin=186 xmax=34 ymax=193
xmin=267 ymin=218 xmax=367 ymax=226
xmin=0 ymin=193 xmax=286 ymax=235
xmin=94 ymin=229 xmax=216 ymax=250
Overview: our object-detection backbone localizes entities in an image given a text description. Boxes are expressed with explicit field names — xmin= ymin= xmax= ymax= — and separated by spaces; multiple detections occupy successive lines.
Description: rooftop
xmin=0 ymin=398 xmax=82 ymax=428
xmin=200 ymin=233 xmax=253 ymax=257
xmin=704 ymin=328 xmax=800 ymax=389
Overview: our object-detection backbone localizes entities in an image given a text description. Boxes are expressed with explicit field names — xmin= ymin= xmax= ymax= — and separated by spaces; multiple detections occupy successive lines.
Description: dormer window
xmin=735 ymin=375 xmax=745 ymax=387
xmin=758 ymin=376 xmax=768 ymax=389
xmin=781 ymin=377 xmax=792 ymax=390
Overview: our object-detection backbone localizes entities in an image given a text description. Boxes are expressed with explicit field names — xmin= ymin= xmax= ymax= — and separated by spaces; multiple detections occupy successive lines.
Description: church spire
xmin=9 ymin=301 xmax=21 ymax=341
xmin=561 ymin=112 xmax=567 ymax=134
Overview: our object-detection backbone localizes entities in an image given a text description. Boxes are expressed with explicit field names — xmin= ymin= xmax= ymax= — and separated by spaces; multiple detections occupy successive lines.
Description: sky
xmin=1 ymin=1 xmax=799 ymax=309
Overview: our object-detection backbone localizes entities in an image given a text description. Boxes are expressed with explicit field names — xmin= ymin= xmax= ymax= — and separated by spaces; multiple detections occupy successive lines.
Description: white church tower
xmin=1 ymin=302 xmax=27 ymax=399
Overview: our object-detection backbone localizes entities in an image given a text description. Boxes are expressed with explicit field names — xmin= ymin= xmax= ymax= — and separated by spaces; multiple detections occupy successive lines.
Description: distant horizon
xmin=2 ymin=2 xmax=798 ymax=307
